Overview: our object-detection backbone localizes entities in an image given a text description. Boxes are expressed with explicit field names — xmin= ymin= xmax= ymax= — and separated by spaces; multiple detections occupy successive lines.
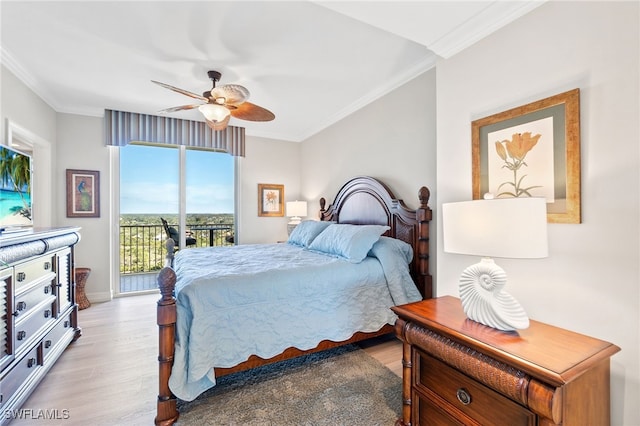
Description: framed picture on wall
xmin=258 ymin=183 xmax=284 ymax=217
xmin=66 ymin=169 xmax=100 ymax=218
xmin=472 ymin=88 xmax=581 ymax=223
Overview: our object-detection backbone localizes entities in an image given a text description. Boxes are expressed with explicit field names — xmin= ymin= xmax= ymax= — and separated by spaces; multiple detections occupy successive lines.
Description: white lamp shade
xmin=286 ymin=201 xmax=308 ymax=218
xmin=442 ymin=197 xmax=548 ymax=259
xmin=198 ymin=103 xmax=230 ymax=122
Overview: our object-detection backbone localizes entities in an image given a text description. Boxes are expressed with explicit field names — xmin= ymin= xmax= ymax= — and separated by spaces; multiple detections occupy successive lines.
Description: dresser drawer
xmin=42 ymin=314 xmax=74 ymax=362
xmin=14 ymin=256 xmax=55 ymax=291
xmin=416 ymin=351 xmax=535 ymax=426
xmin=13 ymin=280 xmax=54 ymax=321
xmin=14 ymin=298 xmax=56 ymax=354
xmin=0 ymin=344 xmax=41 ymax=408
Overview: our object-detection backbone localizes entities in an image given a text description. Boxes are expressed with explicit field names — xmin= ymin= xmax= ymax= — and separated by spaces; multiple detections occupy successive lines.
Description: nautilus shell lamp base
xmin=458 ymin=258 xmax=530 ymax=331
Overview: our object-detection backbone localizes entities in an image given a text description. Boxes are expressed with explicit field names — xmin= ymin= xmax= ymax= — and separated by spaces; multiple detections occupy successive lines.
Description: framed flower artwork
xmin=258 ymin=183 xmax=284 ymax=217
xmin=472 ymin=88 xmax=581 ymax=223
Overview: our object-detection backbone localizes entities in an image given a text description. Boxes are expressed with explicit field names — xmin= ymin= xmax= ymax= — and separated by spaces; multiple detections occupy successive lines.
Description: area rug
xmin=176 ymin=344 xmax=402 ymax=425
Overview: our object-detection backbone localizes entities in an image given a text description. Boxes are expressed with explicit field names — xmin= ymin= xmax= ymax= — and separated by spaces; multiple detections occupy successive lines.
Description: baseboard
xmin=84 ymin=291 xmax=113 ymax=303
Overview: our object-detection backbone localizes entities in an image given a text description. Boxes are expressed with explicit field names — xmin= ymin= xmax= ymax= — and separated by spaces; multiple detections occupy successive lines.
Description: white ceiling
xmin=1 ymin=1 xmax=544 ymax=142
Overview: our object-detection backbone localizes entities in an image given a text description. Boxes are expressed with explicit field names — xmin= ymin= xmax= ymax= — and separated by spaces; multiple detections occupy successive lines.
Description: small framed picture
xmin=258 ymin=183 xmax=284 ymax=217
xmin=66 ymin=169 xmax=100 ymax=218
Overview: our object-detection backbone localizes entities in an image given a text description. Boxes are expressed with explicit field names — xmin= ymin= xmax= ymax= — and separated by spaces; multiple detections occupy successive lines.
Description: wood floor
xmin=13 ymin=293 xmax=403 ymax=425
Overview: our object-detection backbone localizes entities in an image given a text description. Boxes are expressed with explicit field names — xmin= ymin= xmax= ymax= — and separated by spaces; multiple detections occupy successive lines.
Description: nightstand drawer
xmin=416 ymin=351 xmax=535 ymax=426
xmin=417 ymin=393 xmax=470 ymax=426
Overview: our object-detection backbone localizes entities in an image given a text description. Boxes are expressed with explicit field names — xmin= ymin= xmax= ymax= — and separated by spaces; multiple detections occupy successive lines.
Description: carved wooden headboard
xmin=319 ymin=176 xmax=433 ymax=298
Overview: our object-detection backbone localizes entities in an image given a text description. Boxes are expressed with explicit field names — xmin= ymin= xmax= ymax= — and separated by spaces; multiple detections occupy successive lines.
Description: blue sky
xmin=119 ymin=144 xmax=234 ymax=214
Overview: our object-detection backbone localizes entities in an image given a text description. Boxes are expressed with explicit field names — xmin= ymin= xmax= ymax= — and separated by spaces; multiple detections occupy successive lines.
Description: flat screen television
xmin=0 ymin=143 xmax=33 ymax=231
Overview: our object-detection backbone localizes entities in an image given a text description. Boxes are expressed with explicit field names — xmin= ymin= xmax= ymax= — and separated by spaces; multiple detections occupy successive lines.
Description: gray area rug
xmin=176 ymin=344 xmax=402 ymax=425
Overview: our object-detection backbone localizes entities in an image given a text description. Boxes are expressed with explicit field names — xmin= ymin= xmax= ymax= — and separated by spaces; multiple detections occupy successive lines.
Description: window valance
xmin=104 ymin=109 xmax=245 ymax=157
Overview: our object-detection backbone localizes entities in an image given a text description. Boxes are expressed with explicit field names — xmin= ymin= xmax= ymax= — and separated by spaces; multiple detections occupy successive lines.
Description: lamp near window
xmin=442 ymin=196 xmax=548 ymax=331
xmin=286 ymin=201 xmax=308 ymax=235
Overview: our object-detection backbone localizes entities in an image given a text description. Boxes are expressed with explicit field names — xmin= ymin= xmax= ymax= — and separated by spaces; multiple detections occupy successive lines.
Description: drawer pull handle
xmin=44 ymin=262 xmax=51 ymax=270
xmin=17 ymin=331 xmax=26 ymax=341
xmin=44 ymin=310 xmax=51 ymax=318
xmin=16 ymin=301 xmax=27 ymax=311
xmin=17 ymin=272 xmax=26 ymax=282
xmin=456 ymin=388 xmax=472 ymax=406
xmin=45 ymin=340 xmax=52 ymax=349
xmin=27 ymin=358 xmax=36 ymax=368
xmin=44 ymin=286 xmax=50 ymax=294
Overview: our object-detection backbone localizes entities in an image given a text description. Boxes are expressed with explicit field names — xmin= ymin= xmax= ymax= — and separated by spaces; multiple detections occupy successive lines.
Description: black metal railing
xmin=119 ymin=223 xmax=234 ymax=274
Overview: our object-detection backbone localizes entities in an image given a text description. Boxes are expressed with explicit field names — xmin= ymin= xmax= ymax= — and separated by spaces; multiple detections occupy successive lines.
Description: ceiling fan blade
xmin=211 ymin=84 xmax=250 ymax=106
xmin=204 ymin=114 xmax=231 ymax=131
xmin=158 ymin=104 xmax=202 ymax=113
xmin=229 ymin=102 xmax=275 ymax=122
xmin=151 ymin=80 xmax=208 ymax=102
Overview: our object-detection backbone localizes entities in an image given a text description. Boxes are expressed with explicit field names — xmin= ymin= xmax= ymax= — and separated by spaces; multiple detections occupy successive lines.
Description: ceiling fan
xmin=152 ymin=70 xmax=275 ymax=131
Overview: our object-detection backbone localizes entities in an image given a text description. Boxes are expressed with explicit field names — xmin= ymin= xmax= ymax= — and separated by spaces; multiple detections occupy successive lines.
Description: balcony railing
xmin=119 ymin=223 xmax=234 ymax=275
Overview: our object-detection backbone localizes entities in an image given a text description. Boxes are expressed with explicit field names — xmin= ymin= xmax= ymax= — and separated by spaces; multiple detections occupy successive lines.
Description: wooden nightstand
xmin=392 ymin=296 xmax=620 ymax=426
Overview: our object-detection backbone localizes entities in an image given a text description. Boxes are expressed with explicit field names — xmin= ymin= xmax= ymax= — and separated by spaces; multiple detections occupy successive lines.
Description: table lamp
xmin=442 ymin=196 xmax=548 ymax=331
xmin=286 ymin=200 xmax=308 ymax=235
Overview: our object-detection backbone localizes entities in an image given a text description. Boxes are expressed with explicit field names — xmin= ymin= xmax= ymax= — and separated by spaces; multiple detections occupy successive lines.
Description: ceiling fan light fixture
xmin=199 ymin=103 xmax=230 ymax=122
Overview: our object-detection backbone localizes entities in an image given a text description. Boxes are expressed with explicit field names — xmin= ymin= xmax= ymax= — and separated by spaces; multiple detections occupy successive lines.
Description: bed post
xmin=156 ymin=240 xmax=179 ymax=426
xmin=319 ymin=197 xmax=328 ymax=220
xmin=416 ymin=186 xmax=432 ymax=298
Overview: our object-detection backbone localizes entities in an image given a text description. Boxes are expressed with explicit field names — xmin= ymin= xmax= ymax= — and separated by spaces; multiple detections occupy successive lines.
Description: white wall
xmin=301 ymin=69 xmax=437 ymax=229
xmin=238 ymin=135 xmax=301 ymax=244
xmin=1 ymin=66 xmax=57 ymax=227
xmin=55 ymin=113 xmax=112 ymax=301
xmin=436 ymin=2 xmax=639 ymax=425
xmin=0 ymin=66 xmax=56 ymax=149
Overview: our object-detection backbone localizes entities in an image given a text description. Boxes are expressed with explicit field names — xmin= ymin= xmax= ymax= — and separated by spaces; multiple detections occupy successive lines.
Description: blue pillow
xmin=287 ymin=220 xmax=334 ymax=248
xmin=368 ymin=236 xmax=413 ymax=263
xmin=307 ymin=224 xmax=390 ymax=263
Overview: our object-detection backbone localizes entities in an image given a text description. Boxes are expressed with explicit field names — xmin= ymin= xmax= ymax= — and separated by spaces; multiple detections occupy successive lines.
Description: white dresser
xmin=0 ymin=227 xmax=81 ymax=423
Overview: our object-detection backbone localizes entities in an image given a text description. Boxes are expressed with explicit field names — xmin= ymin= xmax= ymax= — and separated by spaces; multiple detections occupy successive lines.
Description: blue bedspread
xmin=168 ymin=238 xmax=421 ymax=401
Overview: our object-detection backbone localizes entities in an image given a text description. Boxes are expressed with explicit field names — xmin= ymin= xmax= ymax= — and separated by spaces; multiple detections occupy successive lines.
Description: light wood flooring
xmin=13 ymin=293 xmax=403 ymax=425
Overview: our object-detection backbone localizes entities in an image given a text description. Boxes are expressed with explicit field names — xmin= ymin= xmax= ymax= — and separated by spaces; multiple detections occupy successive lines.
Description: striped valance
xmin=104 ymin=109 xmax=245 ymax=157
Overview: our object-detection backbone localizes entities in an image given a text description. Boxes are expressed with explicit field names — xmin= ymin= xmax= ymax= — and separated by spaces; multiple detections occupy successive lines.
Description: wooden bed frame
xmin=155 ymin=176 xmax=433 ymax=425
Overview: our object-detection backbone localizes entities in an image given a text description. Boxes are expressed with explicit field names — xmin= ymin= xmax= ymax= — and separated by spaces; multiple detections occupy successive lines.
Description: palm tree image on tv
xmin=0 ymin=146 xmax=32 ymax=226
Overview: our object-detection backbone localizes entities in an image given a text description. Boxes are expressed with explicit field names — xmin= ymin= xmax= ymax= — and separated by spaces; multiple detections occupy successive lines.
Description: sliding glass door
xmin=118 ymin=143 xmax=235 ymax=294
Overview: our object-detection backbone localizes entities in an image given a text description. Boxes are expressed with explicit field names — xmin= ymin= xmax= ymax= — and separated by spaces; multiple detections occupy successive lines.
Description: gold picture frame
xmin=66 ymin=169 xmax=100 ymax=218
xmin=258 ymin=183 xmax=284 ymax=217
xmin=472 ymin=88 xmax=581 ymax=223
